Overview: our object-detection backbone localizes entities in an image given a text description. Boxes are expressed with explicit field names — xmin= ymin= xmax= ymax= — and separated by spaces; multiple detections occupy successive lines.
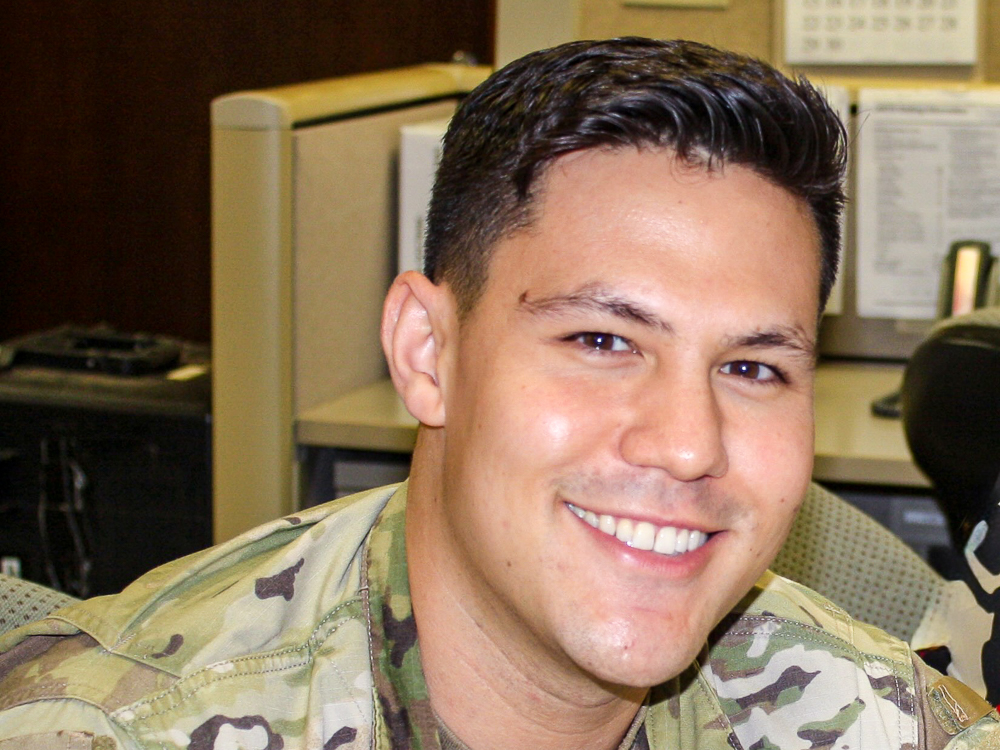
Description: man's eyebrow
xmin=517 ymin=286 xmax=816 ymax=360
xmin=728 ymin=328 xmax=818 ymax=362
xmin=517 ymin=286 xmax=672 ymax=332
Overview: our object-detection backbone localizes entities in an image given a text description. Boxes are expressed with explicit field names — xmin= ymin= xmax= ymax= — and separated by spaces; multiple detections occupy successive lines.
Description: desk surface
xmin=297 ymin=361 xmax=929 ymax=489
xmin=812 ymin=362 xmax=927 ymax=488
xmin=298 ymin=379 xmax=418 ymax=453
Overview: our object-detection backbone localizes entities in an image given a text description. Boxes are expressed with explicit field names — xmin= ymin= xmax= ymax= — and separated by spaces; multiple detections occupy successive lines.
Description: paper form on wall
xmin=817 ymin=82 xmax=851 ymax=316
xmin=855 ymin=87 xmax=1000 ymax=319
xmin=784 ymin=0 xmax=977 ymax=66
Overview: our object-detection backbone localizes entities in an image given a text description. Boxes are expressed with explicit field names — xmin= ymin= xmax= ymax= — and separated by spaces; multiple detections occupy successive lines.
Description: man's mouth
xmin=565 ymin=502 xmax=709 ymax=556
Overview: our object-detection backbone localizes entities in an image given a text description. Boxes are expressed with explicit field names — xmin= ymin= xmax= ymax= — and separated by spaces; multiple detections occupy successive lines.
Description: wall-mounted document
xmin=399 ymin=118 xmax=449 ymax=275
xmin=785 ymin=0 xmax=977 ymax=66
xmin=855 ymin=87 xmax=1000 ymax=319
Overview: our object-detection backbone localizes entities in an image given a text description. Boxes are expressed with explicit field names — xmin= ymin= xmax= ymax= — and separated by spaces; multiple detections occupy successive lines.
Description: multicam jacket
xmin=0 ymin=482 xmax=998 ymax=749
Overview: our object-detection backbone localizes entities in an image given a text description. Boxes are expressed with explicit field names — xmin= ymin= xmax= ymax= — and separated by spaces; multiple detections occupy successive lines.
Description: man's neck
xmin=405 ymin=465 xmax=647 ymax=750
xmin=435 ymin=700 xmax=649 ymax=750
xmin=410 ymin=561 xmax=646 ymax=750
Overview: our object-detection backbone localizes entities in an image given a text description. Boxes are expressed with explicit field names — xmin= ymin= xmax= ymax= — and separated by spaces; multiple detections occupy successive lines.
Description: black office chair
xmin=901 ymin=305 xmax=1000 ymax=703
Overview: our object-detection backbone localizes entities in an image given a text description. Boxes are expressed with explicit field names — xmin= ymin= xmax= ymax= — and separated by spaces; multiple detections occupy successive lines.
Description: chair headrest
xmin=901 ymin=307 xmax=1000 ymax=545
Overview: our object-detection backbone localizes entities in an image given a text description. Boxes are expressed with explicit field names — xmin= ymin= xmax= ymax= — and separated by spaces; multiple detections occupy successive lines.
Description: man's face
xmin=434 ymin=147 xmax=820 ymax=688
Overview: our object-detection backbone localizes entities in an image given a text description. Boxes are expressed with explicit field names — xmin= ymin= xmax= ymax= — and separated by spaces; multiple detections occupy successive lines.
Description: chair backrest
xmin=900 ymin=306 xmax=1000 ymax=702
xmin=773 ymin=482 xmax=948 ymax=643
xmin=0 ymin=574 xmax=78 ymax=636
xmin=902 ymin=305 xmax=1000 ymax=544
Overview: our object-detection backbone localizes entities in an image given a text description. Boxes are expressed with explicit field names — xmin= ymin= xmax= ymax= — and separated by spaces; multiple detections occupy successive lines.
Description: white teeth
xmin=654 ymin=526 xmax=677 ymax=554
xmin=566 ymin=503 xmax=709 ymax=557
xmin=632 ymin=522 xmax=656 ymax=551
xmin=615 ymin=518 xmax=634 ymax=543
xmin=675 ymin=528 xmax=690 ymax=554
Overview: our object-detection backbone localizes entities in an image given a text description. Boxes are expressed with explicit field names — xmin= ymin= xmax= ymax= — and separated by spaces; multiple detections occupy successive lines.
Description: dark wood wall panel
xmin=1 ymin=2 xmax=493 ymax=344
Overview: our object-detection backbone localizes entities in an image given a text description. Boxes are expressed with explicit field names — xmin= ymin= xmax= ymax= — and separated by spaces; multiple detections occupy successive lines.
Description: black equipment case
xmin=0 ymin=327 xmax=212 ymax=596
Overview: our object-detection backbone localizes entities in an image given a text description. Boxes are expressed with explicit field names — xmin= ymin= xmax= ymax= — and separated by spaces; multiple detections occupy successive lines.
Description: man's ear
xmin=381 ymin=271 xmax=454 ymax=427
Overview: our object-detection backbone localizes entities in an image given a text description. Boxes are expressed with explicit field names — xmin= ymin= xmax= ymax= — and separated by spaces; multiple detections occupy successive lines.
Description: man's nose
xmin=618 ymin=372 xmax=729 ymax=482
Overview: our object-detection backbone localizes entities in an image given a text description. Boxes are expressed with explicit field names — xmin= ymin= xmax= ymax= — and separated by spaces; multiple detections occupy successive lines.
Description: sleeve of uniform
xmin=0 ymin=632 xmax=141 ymax=749
xmin=912 ymin=655 xmax=1000 ymax=749
xmin=0 ymin=701 xmax=137 ymax=749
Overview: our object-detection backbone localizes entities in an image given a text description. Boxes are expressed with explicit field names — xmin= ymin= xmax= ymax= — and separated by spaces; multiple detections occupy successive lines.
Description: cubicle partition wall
xmin=211 ymin=64 xmax=489 ymax=543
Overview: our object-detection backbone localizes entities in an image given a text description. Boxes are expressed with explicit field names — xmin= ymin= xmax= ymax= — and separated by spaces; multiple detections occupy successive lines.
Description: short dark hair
xmin=423 ymin=37 xmax=848 ymax=315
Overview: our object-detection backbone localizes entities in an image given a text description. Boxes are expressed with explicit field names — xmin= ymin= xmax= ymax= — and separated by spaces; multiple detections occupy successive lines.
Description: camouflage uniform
xmin=0 ymin=482 xmax=997 ymax=749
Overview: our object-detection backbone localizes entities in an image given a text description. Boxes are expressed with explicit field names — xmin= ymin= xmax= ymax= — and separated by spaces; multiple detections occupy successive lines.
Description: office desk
xmin=813 ymin=362 xmax=928 ymax=488
xmin=298 ymin=378 xmax=417 ymax=453
xmin=298 ymin=361 xmax=928 ymax=489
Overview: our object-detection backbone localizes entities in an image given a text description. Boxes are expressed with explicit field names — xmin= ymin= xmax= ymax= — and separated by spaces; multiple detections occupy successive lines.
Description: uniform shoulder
xmin=727 ymin=569 xmax=914 ymax=661
xmin=0 ymin=484 xmax=402 ymax=720
xmin=692 ymin=570 xmax=920 ymax=749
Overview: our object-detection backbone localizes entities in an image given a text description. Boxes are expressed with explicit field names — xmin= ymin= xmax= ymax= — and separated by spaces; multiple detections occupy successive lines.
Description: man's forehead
xmin=461 ymin=145 xmax=823 ymax=323
xmin=516 ymin=146 xmax=818 ymax=248
xmin=531 ymin=146 xmax=815 ymax=232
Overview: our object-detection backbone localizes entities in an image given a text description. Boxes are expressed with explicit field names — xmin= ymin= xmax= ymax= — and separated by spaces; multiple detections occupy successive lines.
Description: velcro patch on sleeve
xmin=927 ymin=676 xmax=994 ymax=735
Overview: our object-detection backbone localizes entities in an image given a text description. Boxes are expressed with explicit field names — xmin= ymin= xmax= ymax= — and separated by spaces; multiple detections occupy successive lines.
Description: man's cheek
xmin=499 ymin=379 xmax=589 ymax=453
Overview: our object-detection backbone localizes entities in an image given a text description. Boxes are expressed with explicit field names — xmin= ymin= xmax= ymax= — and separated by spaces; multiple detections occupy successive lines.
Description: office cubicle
xmin=211 ymin=63 xmax=489 ymax=542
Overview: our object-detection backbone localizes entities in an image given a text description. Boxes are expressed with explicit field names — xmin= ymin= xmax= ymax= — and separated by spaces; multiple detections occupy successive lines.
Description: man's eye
xmin=570 ymin=332 xmax=635 ymax=353
xmin=721 ymin=360 xmax=782 ymax=382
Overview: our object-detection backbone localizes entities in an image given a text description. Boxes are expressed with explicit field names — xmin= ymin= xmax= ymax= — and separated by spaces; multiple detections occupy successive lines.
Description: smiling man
xmin=1 ymin=37 xmax=998 ymax=750
xmin=391 ymin=144 xmax=824 ymax=746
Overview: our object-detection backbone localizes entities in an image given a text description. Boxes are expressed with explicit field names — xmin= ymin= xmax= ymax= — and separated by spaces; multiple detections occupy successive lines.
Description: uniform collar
xmin=364 ymin=481 xmax=441 ymax=750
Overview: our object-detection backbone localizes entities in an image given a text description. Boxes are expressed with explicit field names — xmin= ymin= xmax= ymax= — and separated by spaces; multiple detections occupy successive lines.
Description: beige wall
xmin=500 ymin=0 xmax=1000 ymax=82
xmin=578 ymin=0 xmax=773 ymax=62
xmin=986 ymin=6 xmax=1000 ymax=81
xmin=496 ymin=0 xmax=579 ymax=65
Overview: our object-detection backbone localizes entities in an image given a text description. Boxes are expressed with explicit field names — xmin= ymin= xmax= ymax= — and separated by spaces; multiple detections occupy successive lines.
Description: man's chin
xmin=567 ymin=635 xmax=706 ymax=692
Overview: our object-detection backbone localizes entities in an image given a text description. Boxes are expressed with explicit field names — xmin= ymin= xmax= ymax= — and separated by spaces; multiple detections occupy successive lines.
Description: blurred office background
xmin=8 ymin=1 xmax=1000 ymax=346
xmin=0 ymin=2 xmax=495 ymax=345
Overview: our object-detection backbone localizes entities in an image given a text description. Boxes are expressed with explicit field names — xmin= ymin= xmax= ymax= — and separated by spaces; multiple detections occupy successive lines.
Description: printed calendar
xmin=785 ymin=0 xmax=977 ymax=65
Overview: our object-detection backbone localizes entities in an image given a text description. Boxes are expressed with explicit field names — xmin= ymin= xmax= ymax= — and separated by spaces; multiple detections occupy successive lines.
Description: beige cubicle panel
xmin=211 ymin=64 xmax=489 ymax=543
